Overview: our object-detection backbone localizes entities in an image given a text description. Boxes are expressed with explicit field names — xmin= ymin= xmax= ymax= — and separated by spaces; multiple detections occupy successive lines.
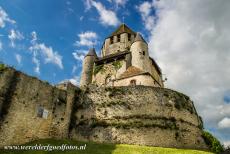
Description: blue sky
xmin=0 ymin=0 xmax=230 ymax=147
xmin=0 ymin=0 xmax=149 ymax=85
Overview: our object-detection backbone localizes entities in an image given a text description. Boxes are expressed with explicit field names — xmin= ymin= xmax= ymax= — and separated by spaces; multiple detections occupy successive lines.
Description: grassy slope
xmin=0 ymin=139 xmax=213 ymax=154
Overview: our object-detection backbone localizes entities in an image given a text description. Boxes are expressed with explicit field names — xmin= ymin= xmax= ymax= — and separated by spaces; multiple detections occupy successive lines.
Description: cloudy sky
xmin=0 ymin=0 xmax=229 ymax=147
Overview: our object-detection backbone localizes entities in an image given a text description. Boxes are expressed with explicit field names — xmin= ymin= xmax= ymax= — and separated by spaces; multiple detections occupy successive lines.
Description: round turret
xmin=130 ymin=33 xmax=149 ymax=71
xmin=80 ymin=48 xmax=97 ymax=87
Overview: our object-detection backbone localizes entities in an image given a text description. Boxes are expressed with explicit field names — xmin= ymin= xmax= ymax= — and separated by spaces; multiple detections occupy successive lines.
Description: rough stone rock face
xmin=0 ymin=67 xmax=78 ymax=147
xmin=70 ymin=85 xmax=208 ymax=149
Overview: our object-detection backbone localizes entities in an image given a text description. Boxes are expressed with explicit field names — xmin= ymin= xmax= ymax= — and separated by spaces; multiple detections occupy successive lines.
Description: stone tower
xmin=101 ymin=24 xmax=136 ymax=56
xmin=80 ymin=48 xmax=97 ymax=87
xmin=130 ymin=33 xmax=149 ymax=72
xmin=82 ymin=24 xmax=164 ymax=87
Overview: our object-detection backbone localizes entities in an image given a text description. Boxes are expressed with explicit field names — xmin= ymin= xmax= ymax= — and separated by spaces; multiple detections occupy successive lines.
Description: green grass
xmin=0 ymin=139 xmax=213 ymax=154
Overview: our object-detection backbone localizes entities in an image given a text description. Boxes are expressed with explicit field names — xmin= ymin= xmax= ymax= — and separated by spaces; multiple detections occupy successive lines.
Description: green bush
xmin=202 ymin=130 xmax=224 ymax=153
xmin=112 ymin=61 xmax=122 ymax=70
xmin=0 ymin=63 xmax=6 ymax=72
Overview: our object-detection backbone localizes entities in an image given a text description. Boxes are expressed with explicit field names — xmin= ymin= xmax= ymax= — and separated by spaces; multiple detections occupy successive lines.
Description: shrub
xmin=202 ymin=130 xmax=224 ymax=153
xmin=198 ymin=116 xmax=204 ymax=129
xmin=112 ymin=61 xmax=122 ymax=70
xmin=0 ymin=63 xmax=6 ymax=72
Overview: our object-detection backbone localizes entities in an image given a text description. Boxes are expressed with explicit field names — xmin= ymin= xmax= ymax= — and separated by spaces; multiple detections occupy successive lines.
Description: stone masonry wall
xmin=92 ymin=60 xmax=126 ymax=86
xmin=0 ymin=66 xmax=208 ymax=150
xmin=114 ymin=74 xmax=157 ymax=87
xmin=70 ymin=85 xmax=208 ymax=150
xmin=0 ymin=67 xmax=79 ymax=147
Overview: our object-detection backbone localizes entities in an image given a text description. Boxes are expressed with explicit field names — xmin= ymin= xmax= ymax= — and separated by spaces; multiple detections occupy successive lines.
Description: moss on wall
xmin=93 ymin=64 xmax=105 ymax=75
xmin=112 ymin=61 xmax=122 ymax=70
xmin=0 ymin=63 xmax=6 ymax=73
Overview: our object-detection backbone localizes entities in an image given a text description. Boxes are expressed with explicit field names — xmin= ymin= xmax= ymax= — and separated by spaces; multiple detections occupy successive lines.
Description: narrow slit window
xmin=117 ymin=35 xmax=120 ymax=42
xmin=110 ymin=37 xmax=113 ymax=44
xmin=142 ymin=51 xmax=145 ymax=56
xmin=128 ymin=34 xmax=131 ymax=41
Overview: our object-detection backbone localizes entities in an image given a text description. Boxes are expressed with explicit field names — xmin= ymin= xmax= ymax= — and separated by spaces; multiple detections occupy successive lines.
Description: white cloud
xmin=223 ymin=141 xmax=230 ymax=148
xmin=8 ymin=29 xmax=24 ymax=47
xmin=0 ymin=7 xmax=16 ymax=28
xmin=61 ymin=76 xmax=80 ymax=86
xmin=30 ymin=43 xmax=63 ymax=69
xmin=29 ymin=31 xmax=63 ymax=72
xmin=80 ymin=16 xmax=84 ymax=21
xmin=108 ymin=0 xmax=128 ymax=8
xmin=72 ymin=65 xmax=77 ymax=74
xmin=137 ymin=1 xmax=155 ymax=31
xmin=85 ymin=0 xmax=120 ymax=26
xmin=66 ymin=1 xmax=71 ymax=5
xmin=74 ymin=31 xmax=97 ymax=47
xmin=147 ymin=0 xmax=230 ymax=144
xmin=218 ymin=117 xmax=230 ymax=129
xmin=84 ymin=0 xmax=92 ymax=11
xmin=31 ymin=31 xmax=37 ymax=44
xmin=32 ymin=53 xmax=40 ymax=74
xmin=72 ymin=50 xmax=88 ymax=61
xmin=15 ymin=54 xmax=22 ymax=65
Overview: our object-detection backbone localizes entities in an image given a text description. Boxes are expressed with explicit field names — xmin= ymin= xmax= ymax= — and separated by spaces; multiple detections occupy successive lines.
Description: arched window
xmin=130 ymin=79 xmax=136 ymax=86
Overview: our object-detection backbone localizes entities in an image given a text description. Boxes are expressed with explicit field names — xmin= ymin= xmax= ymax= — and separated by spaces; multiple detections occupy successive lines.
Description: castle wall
xmin=114 ymin=74 xmax=159 ymax=87
xmin=0 ymin=66 xmax=208 ymax=150
xmin=70 ymin=86 xmax=208 ymax=150
xmin=92 ymin=60 xmax=126 ymax=86
xmin=0 ymin=68 xmax=79 ymax=147
xmin=148 ymin=59 xmax=164 ymax=87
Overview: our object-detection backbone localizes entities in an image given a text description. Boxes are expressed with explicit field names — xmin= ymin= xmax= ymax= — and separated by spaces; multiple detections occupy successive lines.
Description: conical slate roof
xmin=133 ymin=32 xmax=147 ymax=43
xmin=86 ymin=48 xmax=97 ymax=57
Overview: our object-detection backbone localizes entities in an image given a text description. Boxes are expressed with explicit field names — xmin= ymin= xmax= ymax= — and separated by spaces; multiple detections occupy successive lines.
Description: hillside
xmin=0 ymin=139 xmax=213 ymax=154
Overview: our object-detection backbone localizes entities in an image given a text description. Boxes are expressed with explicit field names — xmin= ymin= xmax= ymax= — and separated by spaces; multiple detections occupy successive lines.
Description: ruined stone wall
xmin=70 ymin=85 xmax=208 ymax=150
xmin=0 ymin=67 xmax=79 ymax=147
